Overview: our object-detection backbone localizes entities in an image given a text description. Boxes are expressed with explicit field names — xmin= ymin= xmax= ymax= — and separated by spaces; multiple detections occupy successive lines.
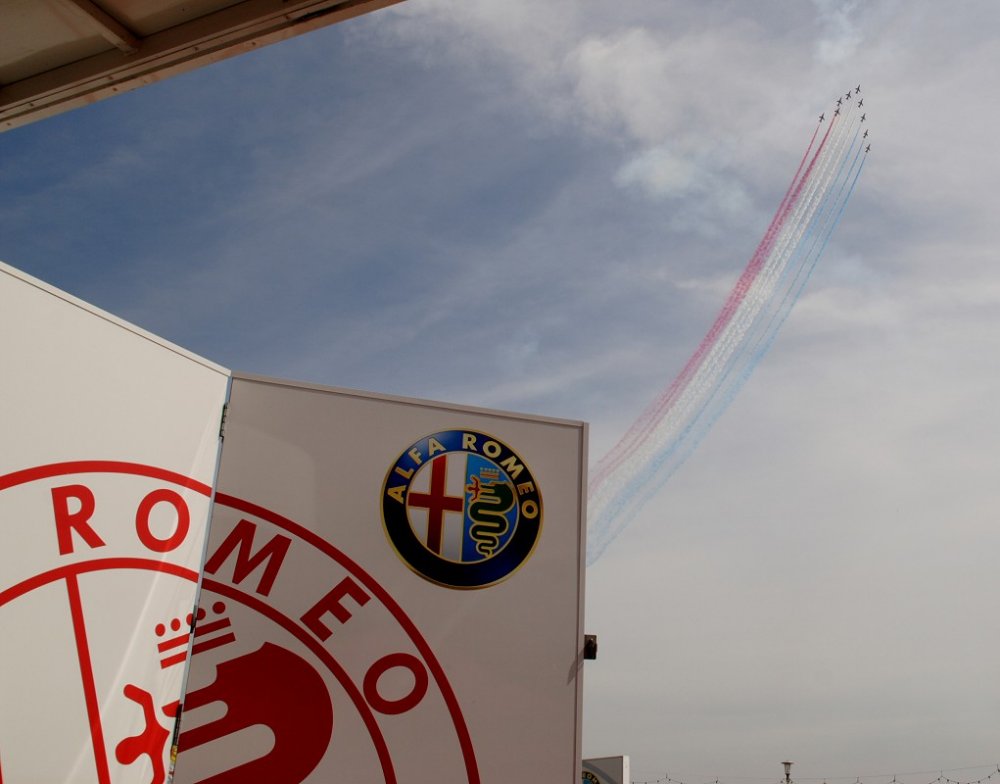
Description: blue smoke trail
xmin=587 ymin=103 xmax=869 ymax=564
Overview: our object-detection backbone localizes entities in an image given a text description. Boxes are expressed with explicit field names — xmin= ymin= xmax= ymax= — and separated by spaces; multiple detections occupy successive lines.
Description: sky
xmin=3 ymin=0 xmax=1000 ymax=781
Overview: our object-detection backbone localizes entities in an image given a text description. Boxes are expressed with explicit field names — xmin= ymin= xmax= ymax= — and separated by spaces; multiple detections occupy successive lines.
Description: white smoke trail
xmin=587 ymin=102 xmax=868 ymax=564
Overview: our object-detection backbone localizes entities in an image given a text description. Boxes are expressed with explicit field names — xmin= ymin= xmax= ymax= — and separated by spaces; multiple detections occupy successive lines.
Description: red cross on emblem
xmin=406 ymin=456 xmax=464 ymax=554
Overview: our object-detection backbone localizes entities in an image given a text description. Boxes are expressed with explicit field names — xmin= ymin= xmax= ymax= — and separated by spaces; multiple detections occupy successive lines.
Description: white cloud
xmin=812 ymin=0 xmax=865 ymax=64
xmin=615 ymin=146 xmax=700 ymax=197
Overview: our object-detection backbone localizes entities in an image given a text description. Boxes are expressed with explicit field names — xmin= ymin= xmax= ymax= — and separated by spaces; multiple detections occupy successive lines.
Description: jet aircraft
xmin=857 ymin=99 xmax=864 ymax=108
xmin=865 ymin=144 xmax=871 ymax=153
xmin=819 ymin=113 xmax=825 ymax=122
xmin=855 ymin=84 xmax=862 ymax=94
xmin=863 ymin=129 xmax=869 ymax=138
xmin=860 ymin=113 xmax=866 ymax=122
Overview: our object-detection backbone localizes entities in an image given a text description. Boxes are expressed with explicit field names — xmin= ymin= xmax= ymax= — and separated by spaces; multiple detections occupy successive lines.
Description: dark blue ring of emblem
xmin=381 ymin=429 xmax=543 ymax=589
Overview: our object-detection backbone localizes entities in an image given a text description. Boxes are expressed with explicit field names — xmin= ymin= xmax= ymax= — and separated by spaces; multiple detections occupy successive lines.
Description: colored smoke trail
xmin=587 ymin=96 xmax=869 ymax=565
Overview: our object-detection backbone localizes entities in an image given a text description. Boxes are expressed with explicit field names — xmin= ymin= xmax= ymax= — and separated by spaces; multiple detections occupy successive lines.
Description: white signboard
xmin=1 ymin=262 xmax=589 ymax=783
xmin=173 ymin=373 xmax=588 ymax=784
xmin=0 ymin=262 xmax=230 ymax=783
xmin=583 ymin=755 xmax=631 ymax=784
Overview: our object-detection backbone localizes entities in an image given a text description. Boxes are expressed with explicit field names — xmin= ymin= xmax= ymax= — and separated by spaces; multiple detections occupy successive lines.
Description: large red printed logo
xmin=0 ymin=462 xmax=478 ymax=784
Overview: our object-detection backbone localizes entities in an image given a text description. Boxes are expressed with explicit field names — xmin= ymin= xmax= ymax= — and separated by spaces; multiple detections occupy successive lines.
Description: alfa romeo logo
xmin=381 ymin=430 xmax=543 ymax=589
xmin=0 ymin=461 xmax=479 ymax=783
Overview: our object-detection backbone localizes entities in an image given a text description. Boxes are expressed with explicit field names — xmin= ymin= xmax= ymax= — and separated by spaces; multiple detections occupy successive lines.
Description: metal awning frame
xmin=1 ymin=0 xmax=402 ymax=132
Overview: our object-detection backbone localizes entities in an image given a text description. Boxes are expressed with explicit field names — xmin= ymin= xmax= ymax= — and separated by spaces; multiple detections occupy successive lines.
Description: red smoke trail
xmin=589 ymin=116 xmax=836 ymax=492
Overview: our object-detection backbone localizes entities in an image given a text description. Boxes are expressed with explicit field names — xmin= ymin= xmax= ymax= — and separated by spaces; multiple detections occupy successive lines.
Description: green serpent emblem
xmin=466 ymin=477 xmax=515 ymax=556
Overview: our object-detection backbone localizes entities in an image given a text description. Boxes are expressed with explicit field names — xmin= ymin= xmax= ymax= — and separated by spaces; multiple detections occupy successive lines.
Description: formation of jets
xmin=831 ymin=86 xmax=861 ymax=113
xmin=817 ymin=85 xmax=871 ymax=150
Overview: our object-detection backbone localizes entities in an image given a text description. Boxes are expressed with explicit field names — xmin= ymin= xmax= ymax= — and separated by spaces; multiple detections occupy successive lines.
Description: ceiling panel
xmin=0 ymin=0 xmax=402 ymax=131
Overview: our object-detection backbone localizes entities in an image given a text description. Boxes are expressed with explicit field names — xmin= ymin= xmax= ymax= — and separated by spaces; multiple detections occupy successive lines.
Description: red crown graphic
xmin=155 ymin=601 xmax=236 ymax=669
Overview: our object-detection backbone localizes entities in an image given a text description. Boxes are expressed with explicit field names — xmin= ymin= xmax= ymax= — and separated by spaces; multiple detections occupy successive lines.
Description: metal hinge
xmin=219 ymin=402 xmax=229 ymax=439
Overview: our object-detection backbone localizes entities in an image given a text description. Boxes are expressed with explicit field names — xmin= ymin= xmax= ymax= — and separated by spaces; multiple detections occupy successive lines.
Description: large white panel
xmin=174 ymin=373 xmax=587 ymax=784
xmin=0 ymin=261 xmax=230 ymax=783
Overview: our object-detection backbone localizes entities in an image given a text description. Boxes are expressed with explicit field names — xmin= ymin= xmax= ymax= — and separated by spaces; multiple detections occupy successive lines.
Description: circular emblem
xmin=0 ymin=461 xmax=478 ymax=783
xmin=381 ymin=430 xmax=543 ymax=589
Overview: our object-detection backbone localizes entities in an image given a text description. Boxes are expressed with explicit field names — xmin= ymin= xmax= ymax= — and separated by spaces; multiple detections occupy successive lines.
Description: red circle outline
xmin=0 ymin=559 xmax=395 ymax=784
xmin=0 ymin=461 xmax=213 ymax=495
xmin=197 ymin=577 xmax=396 ymax=783
xmin=0 ymin=461 xmax=480 ymax=784
xmin=215 ymin=491 xmax=481 ymax=784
